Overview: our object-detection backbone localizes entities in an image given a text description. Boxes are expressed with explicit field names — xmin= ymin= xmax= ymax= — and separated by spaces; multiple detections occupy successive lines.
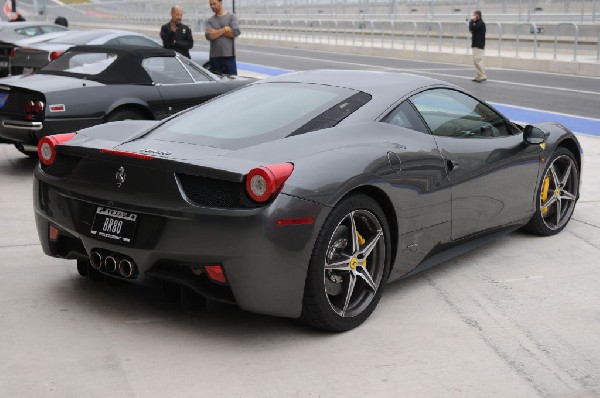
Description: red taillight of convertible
xmin=49 ymin=51 xmax=64 ymax=61
xmin=245 ymin=163 xmax=294 ymax=203
xmin=24 ymin=100 xmax=45 ymax=114
xmin=37 ymin=133 xmax=77 ymax=166
xmin=9 ymin=47 xmax=16 ymax=58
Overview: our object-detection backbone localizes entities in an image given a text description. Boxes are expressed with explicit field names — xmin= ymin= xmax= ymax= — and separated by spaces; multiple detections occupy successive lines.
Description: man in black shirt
xmin=469 ymin=10 xmax=487 ymax=82
xmin=160 ymin=5 xmax=193 ymax=58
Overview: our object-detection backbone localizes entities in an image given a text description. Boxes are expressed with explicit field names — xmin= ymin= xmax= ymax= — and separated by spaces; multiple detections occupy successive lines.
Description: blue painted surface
xmin=490 ymin=103 xmax=600 ymax=137
xmin=237 ymin=62 xmax=290 ymax=76
xmin=237 ymin=63 xmax=600 ymax=136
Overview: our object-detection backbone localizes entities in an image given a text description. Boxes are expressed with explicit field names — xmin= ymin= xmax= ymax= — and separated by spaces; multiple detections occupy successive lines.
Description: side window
xmin=410 ymin=89 xmax=510 ymax=138
xmin=179 ymin=58 xmax=211 ymax=82
xmin=383 ymin=101 xmax=429 ymax=134
xmin=41 ymin=26 xmax=67 ymax=33
xmin=142 ymin=57 xmax=194 ymax=84
xmin=15 ymin=27 xmax=41 ymax=36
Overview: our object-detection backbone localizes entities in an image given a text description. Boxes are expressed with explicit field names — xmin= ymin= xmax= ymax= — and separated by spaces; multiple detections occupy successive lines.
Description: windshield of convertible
xmin=41 ymin=51 xmax=118 ymax=76
xmin=147 ymin=82 xmax=366 ymax=149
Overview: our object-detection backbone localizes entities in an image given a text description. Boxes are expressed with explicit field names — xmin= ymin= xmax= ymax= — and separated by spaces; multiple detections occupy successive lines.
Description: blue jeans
xmin=210 ymin=57 xmax=237 ymax=75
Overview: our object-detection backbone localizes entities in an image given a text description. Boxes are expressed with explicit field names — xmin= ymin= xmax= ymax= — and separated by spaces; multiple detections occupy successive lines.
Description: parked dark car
xmin=10 ymin=29 xmax=160 ymax=74
xmin=32 ymin=70 xmax=582 ymax=331
xmin=0 ymin=45 xmax=251 ymax=156
xmin=0 ymin=21 xmax=69 ymax=76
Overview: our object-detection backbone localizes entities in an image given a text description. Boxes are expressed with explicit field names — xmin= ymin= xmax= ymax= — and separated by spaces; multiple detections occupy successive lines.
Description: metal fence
xmin=30 ymin=0 xmax=600 ymax=23
xmin=18 ymin=0 xmax=599 ymax=62
xmin=237 ymin=18 xmax=598 ymax=61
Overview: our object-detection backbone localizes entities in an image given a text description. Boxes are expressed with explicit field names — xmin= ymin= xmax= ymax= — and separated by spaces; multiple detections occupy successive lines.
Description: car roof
xmin=68 ymin=44 xmax=176 ymax=58
xmin=45 ymin=29 xmax=150 ymax=43
xmin=260 ymin=70 xmax=455 ymax=117
xmin=262 ymin=69 xmax=449 ymax=94
xmin=0 ymin=21 xmax=66 ymax=29
xmin=38 ymin=45 xmax=182 ymax=84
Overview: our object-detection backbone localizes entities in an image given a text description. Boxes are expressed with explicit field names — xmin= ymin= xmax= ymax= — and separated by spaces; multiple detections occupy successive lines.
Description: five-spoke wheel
xmin=301 ymin=194 xmax=390 ymax=332
xmin=524 ymin=147 xmax=579 ymax=235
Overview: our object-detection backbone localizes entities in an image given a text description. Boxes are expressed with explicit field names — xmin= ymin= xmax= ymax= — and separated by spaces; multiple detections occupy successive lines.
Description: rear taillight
xmin=245 ymin=163 xmax=294 ymax=203
xmin=204 ymin=264 xmax=227 ymax=284
xmin=9 ymin=47 xmax=16 ymax=58
xmin=37 ymin=133 xmax=77 ymax=166
xmin=49 ymin=225 xmax=59 ymax=241
xmin=49 ymin=51 xmax=64 ymax=61
xmin=24 ymin=100 xmax=44 ymax=114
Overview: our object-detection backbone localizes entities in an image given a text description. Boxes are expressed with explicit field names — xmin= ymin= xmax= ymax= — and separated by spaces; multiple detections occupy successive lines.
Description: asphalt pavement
xmin=1 ymin=44 xmax=600 ymax=397
xmin=224 ymin=42 xmax=600 ymax=119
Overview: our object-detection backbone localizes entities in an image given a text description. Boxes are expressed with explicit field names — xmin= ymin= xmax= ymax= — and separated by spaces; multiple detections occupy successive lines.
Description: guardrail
xmin=237 ymin=18 xmax=598 ymax=62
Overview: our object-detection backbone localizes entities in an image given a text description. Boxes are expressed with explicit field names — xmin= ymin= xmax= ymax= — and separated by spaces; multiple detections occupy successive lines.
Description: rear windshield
xmin=146 ymin=82 xmax=364 ymax=149
xmin=43 ymin=51 xmax=117 ymax=75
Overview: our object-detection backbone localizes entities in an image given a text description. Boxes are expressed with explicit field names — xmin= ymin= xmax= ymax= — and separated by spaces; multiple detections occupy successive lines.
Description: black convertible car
xmin=33 ymin=70 xmax=582 ymax=331
xmin=0 ymin=45 xmax=251 ymax=156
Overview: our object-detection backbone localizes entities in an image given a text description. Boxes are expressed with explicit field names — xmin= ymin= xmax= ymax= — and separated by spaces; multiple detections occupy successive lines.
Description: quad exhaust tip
xmin=104 ymin=256 xmax=117 ymax=273
xmin=90 ymin=250 xmax=103 ymax=270
xmin=89 ymin=250 xmax=138 ymax=279
xmin=118 ymin=259 xmax=136 ymax=279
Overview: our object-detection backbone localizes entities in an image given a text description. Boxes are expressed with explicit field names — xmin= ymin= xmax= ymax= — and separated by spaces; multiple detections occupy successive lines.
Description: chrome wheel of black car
xmin=301 ymin=194 xmax=390 ymax=332
xmin=524 ymin=148 xmax=579 ymax=236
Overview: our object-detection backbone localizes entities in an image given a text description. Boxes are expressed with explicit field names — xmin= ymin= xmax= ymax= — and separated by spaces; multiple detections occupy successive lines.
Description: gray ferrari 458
xmin=33 ymin=70 xmax=582 ymax=331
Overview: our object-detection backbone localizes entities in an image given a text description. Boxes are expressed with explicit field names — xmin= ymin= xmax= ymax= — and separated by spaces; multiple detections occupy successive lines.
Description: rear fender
xmin=105 ymin=99 xmax=154 ymax=119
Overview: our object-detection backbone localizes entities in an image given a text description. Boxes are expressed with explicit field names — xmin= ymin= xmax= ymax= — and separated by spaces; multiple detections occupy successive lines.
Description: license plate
xmin=23 ymin=67 xmax=34 ymax=75
xmin=90 ymin=206 xmax=139 ymax=244
xmin=0 ymin=61 xmax=7 ymax=67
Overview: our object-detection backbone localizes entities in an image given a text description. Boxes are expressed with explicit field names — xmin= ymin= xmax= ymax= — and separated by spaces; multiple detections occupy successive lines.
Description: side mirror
xmin=523 ymin=125 xmax=546 ymax=145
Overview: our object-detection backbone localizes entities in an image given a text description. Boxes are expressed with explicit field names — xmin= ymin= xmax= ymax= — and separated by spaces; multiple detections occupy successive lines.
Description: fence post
xmin=412 ymin=21 xmax=417 ymax=51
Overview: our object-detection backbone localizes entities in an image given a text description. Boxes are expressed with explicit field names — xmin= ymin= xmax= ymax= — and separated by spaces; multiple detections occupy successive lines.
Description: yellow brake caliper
xmin=356 ymin=231 xmax=367 ymax=268
xmin=540 ymin=176 xmax=551 ymax=215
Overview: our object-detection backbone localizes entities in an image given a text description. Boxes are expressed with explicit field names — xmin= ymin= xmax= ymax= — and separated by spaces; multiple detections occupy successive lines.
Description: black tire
xmin=105 ymin=109 xmax=147 ymax=123
xmin=300 ymin=193 xmax=391 ymax=332
xmin=13 ymin=144 xmax=37 ymax=159
xmin=523 ymin=147 xmax=579 ymax=236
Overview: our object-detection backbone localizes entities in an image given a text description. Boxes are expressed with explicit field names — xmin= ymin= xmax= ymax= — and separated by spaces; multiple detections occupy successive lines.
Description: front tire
xmin=301 ymin=193 xmax=391 ymax=332
xmin=523 ymin=147 xmax=579 ymax=236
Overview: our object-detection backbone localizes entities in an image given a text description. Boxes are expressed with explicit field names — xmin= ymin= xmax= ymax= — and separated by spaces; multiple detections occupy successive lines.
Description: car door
xmin=381 ymin=101 xmax=452 ymax=277
xmin=409 ymin=88 xmax=542 ymax=240
xmin=142 ymin=56 xmax=229 ymax=116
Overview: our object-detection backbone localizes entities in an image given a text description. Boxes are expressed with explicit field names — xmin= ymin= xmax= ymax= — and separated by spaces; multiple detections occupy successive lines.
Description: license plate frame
xmin=90 ymin=206 xmax=139 ymax=244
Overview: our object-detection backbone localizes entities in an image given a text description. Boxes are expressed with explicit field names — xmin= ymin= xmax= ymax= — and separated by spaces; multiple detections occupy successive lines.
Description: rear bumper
xmin=0 ymin=115 xmax=103 ymax=145
xmin=33 ymin=172 xmax=331 ymax=318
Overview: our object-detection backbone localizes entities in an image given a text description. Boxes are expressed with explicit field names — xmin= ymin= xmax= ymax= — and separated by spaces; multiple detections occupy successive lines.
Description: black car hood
xmin=0 ymin=73 xmax=104 ymax=93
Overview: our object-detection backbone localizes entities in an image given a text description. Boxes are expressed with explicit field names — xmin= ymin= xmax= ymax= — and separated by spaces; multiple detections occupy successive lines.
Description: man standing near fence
xmin=160 ymin=5 xmax=194 ymax=58
xmin=469 ymin=10 xmax=487 ymax=82
xmin=205 ymin=0 xmax=241 ymax=75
